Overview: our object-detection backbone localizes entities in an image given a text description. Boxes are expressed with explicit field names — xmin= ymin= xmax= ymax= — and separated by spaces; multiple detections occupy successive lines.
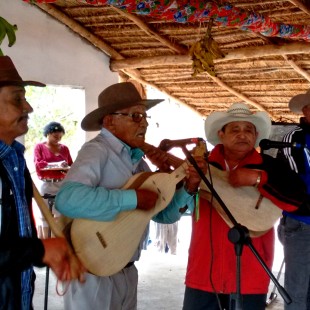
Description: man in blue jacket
xmin=277 ymin=89 xmax=310 ymax=310
xmin=0 ymin=55 xmax=84 ymax=309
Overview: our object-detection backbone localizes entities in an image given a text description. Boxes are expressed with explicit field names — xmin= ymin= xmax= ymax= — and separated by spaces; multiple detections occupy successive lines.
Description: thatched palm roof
xmin=25 ymin=0 xmax=310 ymax=123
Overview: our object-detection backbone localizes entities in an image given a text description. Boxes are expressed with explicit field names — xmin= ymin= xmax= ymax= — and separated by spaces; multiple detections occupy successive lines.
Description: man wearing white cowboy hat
xmin=0 ymin=56 xmax=85 ymax=309
xmin=183 ymin=103 xmax=309 ymax=310
xmin=277 ymin=89 xmax=310 ymax=310
xmin=56 ymin=82 xmax=206 ymax=310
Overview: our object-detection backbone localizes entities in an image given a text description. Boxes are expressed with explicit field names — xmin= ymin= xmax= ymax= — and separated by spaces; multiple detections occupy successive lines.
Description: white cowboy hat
xmin=289 ymin=89 xmax=310 ymax=113
xmin=205 ymin=103 xmax=271 ymax=147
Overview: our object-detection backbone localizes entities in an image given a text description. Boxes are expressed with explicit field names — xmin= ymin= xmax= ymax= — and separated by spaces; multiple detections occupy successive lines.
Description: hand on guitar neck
xmin=136 ymin=189 xmax=159 ymax=210
xmin=142 ymin=145 xmax=172 ymax=172
xmin=184 ymin=156 xmax=207 ymax=194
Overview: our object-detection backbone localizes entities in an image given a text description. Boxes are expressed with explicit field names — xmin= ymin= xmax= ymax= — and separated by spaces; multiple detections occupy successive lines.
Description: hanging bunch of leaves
xmin=189 ymin=18 xmax=224 ymax=77
xmin=0 ymin=16 xmax=18 ymax=56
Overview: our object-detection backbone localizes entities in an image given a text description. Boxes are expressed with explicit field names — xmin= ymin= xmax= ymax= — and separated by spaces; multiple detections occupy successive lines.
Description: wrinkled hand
xmin=135 ymin=189 xmax=159 ymax=210
xmin=42 ymin=237 xmax=86 ymax=283
xmin=184 ymin=156 xmax=207 ymax=192
xmin=145 ymin=148 xmax=171 ymax=172
xmin=228 ymin=168 xmax=261 ymax=187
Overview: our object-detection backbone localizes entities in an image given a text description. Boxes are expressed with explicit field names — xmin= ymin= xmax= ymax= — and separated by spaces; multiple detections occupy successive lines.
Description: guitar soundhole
xmin=96 ymin=231 xmax=107 ymax=248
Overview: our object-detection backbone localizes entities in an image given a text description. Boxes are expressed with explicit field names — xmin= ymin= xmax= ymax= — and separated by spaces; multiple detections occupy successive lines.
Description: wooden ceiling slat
xmin=34 ymin=0 xmax=310 ymax=123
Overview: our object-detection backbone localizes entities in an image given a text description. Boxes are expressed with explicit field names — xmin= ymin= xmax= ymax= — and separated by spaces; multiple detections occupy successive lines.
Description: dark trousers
xmin=183 ymin=286 xmax=267 ymax=310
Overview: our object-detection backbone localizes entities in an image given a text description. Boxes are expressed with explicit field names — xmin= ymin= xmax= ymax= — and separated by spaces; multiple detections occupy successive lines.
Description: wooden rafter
xmin=208 ymin=76 xmax=271 ymax=115
xmin=36 ymin=3 xmax=122 ymax=59
xmin=31 ymin=1 xmax=310 ymax=123
xmin=35 ymin=3 xmax=203 ymax=116
xmin=107 ymin=5 xmax=265 ymax=113
xmin=110 ymin=42 xmax=310 ymax=70
xmin=108 ymin=6 xmax=188 ymax=54
xmin=283 ymin=55 xmax=310 ymax=82
xmin=288 ymin=0 xmax=310 ymax=16
xmin=36 ymin=2 xmax=266 ymax=115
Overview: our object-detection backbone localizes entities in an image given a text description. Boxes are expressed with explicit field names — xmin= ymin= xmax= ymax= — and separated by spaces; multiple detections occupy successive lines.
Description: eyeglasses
xmin=111 ymin=112 xmax=151 ymax=123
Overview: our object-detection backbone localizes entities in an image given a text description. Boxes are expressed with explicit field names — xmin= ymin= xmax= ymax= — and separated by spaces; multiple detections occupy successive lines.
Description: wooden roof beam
xmin=108 ymin=6 xmax=188 ymax=55
xmin=36 ymin=3 xmax=123 ymax=60
xmin=207 ymin=75 xmax=271 ymax=116
xmin=250 ymin=26 xmax=310 ymax=84
xmin=283 ymin=55 xmax=310 ymax=82
xmin=110 ymin=42 xmax=310 ymax=70
xmin=288 ymin=0 xmax=310 ymax=16
xmin=35 ymin=3 xmax=198 ymax=115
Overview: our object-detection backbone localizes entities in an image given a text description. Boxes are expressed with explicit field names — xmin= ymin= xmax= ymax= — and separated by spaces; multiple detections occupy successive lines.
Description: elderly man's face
xmin=0 ymin=85 xmax=33 ymax=145
xmin=108 ymin=104 xmax=149 ymax=148
xmin=218 ymin=121 xmax=258 ymax=153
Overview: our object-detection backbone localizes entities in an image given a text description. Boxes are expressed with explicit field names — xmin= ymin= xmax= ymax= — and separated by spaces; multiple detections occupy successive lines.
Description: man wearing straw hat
xmin=56 ymin=82 xmax=205 ymax=310
xmin=183 ymin=103 xmax=309 ymax=310
xmin=277 ymin=90 xmax=310 ymax=310
xmin=0 ymin=55 xmax=85 ymax=309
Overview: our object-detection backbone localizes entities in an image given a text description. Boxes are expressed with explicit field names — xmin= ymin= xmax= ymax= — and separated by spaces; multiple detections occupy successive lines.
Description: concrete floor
xmin=33 ymin=217 xmax=286 ymax=310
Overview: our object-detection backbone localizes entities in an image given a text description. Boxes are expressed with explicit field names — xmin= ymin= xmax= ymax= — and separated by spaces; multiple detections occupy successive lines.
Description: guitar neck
xmin=142 ymin=141 xmax=207 ymax=169
xmin=141 ymin=142 xmax=184 ymax=168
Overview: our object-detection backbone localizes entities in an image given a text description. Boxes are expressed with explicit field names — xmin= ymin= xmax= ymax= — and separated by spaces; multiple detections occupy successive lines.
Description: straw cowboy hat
xmin=81 ymin=82 xmax=164 ymax=131
xmin=0 ymin=56 xmax=45 ymax=87
xmin=205 ymin=103 xmax=271 ymax=147
xmin=289 ymin=89 xmax=310 ymax=113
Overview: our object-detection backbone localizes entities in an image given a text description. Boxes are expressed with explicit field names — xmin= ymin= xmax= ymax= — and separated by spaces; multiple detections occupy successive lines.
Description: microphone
xmin=159 ymin=138 xmax=204 ymax=151
xmin=259 ymin=139 xmax=304 ymax=150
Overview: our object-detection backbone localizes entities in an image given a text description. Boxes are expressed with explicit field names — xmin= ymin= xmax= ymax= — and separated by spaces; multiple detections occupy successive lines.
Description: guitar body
xmin=200 ymin=165 xmax=282 ymax=237
xmin=70 ymin=163 xmax=188 ymax=276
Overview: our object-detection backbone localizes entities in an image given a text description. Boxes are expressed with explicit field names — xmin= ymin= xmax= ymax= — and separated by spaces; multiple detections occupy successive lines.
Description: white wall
xmin=0 ymin=1 xmax=206 ymax=148
xmin=0 ymin=0 xmax=118 ymax=141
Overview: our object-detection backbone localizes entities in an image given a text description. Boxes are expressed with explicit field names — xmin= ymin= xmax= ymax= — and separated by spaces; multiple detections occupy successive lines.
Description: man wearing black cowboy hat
xmin=0 ymin=56 xmax=85 ymax=309
xmin=277 ymin=90 xmax=310 ymax=310
xmin=55 ymin=82 xmax=206 ymax=310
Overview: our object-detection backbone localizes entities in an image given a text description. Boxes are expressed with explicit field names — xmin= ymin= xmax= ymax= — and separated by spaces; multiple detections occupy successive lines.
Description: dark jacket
xmin=0 ymin=162 xmax=45 ymax=310
xmin=277 ymin=118 xmax=310 ymax=215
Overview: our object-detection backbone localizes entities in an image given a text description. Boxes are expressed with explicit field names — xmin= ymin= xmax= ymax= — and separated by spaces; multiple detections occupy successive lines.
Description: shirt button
xmin=14 ymin=167 xmax=18 ymax=171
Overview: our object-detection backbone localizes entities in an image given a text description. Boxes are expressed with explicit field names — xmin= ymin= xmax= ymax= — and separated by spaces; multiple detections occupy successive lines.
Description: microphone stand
xmin=181 ymin=146 xmax=292 ymax=309
xmin=42 ymin=193 xmax=56 ymax=310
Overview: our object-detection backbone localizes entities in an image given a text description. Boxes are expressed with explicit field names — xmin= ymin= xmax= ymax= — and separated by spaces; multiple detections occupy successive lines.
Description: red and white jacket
xmin=185 ymin=144 xmax=309 ymax=294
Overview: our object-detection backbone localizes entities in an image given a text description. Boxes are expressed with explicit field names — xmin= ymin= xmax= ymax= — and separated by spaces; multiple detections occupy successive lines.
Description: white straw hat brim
xmin=205 ymin=103 xmax=271 ymax=147
xmin=289 ymin=89 xmax=310 ymax=113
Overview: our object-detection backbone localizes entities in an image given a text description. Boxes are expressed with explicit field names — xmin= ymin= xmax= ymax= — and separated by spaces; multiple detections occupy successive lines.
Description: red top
xmin=34 ymin=142 xmax=73 ymax=180
xmin=185 ymin=144 xmax=297 ymax=294
xmin=185 ymin=198 xmax=274 ymax=294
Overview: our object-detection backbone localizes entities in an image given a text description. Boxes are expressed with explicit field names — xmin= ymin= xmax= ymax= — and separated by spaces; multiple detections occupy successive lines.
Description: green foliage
xmin=0 ymin=16 xmax=18 ymax=56
xmin=24 ymin=85 xmax=82 ymax=158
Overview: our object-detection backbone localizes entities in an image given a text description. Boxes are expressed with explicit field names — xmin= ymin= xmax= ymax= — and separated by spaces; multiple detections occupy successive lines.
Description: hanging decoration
xmin=189 ymin=18 xmax=224 ymax=77
xmin=23 ymin=0 xmax=310 ymax=42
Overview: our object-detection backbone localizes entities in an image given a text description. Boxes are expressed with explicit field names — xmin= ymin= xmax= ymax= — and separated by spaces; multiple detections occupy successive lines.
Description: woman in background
xmin=34 ymin=121 xmax=73 ymax=238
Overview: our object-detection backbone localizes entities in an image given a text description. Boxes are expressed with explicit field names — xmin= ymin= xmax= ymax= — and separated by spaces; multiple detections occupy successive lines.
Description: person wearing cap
xmin=55 ymin=82 xmax=205 ymax=310
xmin=182 ymin=103 xmax=309 ymax=310
xmin=0 ymin=56 xmax=85 ymax=309
xmin=277 ymin=90 xmax=310 ymax=310
xmin=34 ymin=121 xmax=73 ymax=238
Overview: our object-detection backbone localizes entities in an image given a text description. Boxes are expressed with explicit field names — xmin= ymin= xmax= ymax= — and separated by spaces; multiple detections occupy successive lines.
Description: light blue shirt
xmin=56 ymin=128 xmax=194 ymax=223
